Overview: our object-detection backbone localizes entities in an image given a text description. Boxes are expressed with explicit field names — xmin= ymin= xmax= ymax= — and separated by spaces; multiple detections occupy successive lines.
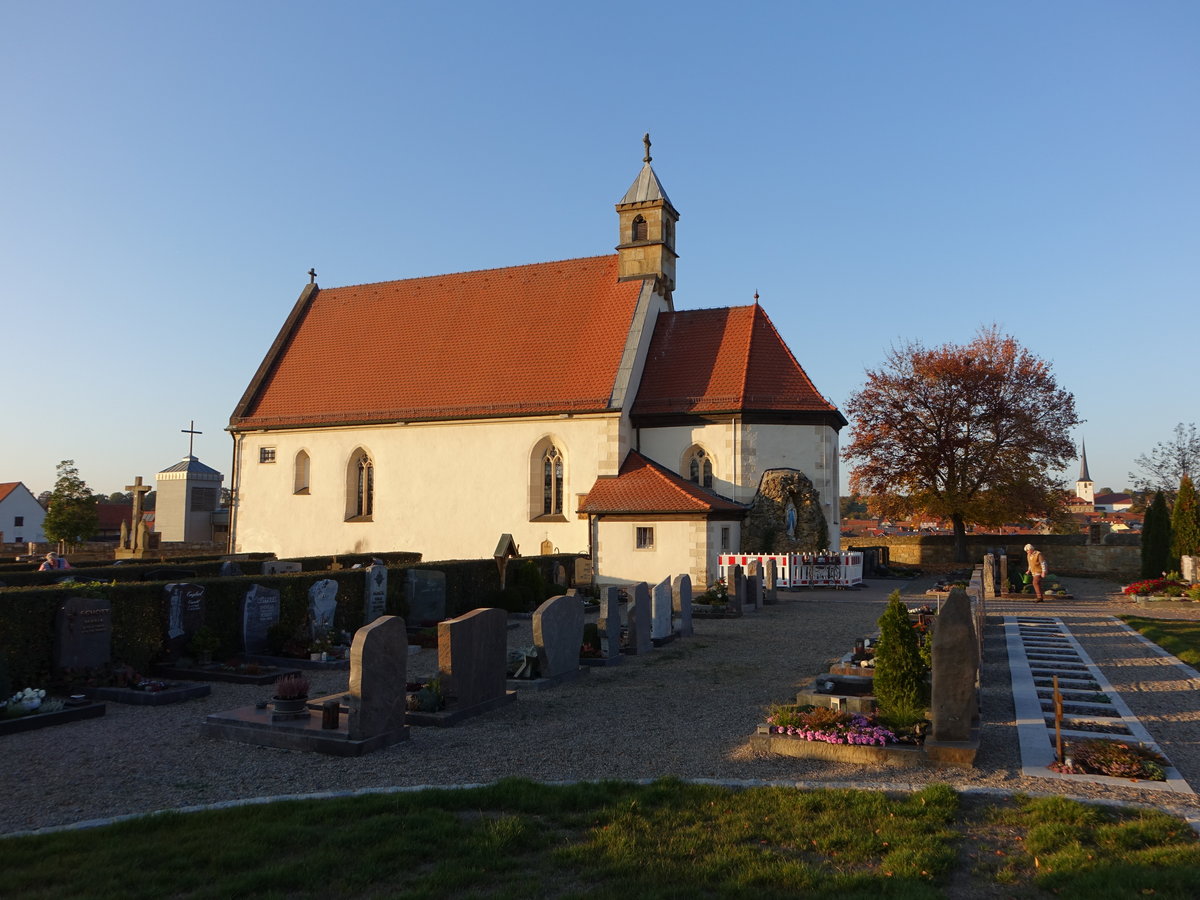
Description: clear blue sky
xmin=3 ymin=2 xmax=1196 ymax=499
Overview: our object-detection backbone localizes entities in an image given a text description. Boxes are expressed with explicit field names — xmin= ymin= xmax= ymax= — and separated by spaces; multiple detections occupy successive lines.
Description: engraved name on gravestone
xmin=405 ymin=569 xmax=446 ymax=624
xmin=56 ymin=597 xmax=112 ymax=669
xmin=363 ymin=562 xmax=388 ymax=625
xmin=308 ymin=579 xmax=339 ymax=639
xmin=262 ymin=560 xmax=302 ymax=575
xmin=242 ymin=585 xmax=281 ymax=653
xmin=165 ymin=583 xmax=206 ymax=658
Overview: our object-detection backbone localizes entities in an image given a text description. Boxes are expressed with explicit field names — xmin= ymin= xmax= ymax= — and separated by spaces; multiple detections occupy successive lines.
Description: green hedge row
xmin=0 ymin=554 xmax=583 ymax=689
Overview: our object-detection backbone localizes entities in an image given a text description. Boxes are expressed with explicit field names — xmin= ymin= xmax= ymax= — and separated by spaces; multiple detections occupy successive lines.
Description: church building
xmin=228 ymin=139 xmax=846 ymax=587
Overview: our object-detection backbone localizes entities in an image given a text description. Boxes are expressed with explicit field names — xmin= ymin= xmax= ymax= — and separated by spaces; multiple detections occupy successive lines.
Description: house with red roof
xmin=228 ymin=140 xmax=846 ymax=587
xmin=0 ymin=482 xmax=47 ymax=545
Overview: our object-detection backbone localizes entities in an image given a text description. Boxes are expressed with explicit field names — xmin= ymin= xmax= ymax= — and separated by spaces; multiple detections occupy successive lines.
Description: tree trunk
xmin=951 ymin=514 xmax=969 ymax=563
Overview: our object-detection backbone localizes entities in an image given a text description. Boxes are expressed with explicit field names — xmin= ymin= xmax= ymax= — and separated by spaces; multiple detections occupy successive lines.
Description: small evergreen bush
xmin=872 ymin=590 xmax=928 ymax=713
xmin=1141 ymin=491 xmax=1172 ymax=578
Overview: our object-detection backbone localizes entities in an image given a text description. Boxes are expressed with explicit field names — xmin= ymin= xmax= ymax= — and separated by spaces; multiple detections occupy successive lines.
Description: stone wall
xmin=4 ymin=540 xmax=227 ymax=564
xmin=843 ymin=534 xmax=1139 ymax=581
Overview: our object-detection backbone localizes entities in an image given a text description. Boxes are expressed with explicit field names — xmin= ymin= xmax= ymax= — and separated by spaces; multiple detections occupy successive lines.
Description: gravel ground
xmin=3 ymin=576 xmax=1199 ymax=837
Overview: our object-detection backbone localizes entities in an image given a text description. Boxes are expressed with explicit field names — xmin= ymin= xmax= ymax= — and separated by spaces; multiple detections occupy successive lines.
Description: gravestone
xmin=219 ymin=560 xmax=243 ymax=577
xmin=651 ymin=577 xmax=673 ymax=640
xmin=347 ymin=615 xmax=408 ymax=741
xmin=626 ymin=582 xmax=652 ymax=654
xmin=308 ymin=579 xmax=339 ymax=639
xmin=56 ymin=597 xmax=112 ymax=669
xmin=540 ymin=539 xmax=554 ymax=555
xmin=438 ymin=608 xmax=508 ymax=709
xmin=575 ymin=556 xmax=593 ymax=584
xmin=999 ymin=553 xmax=1010 ymax=594
xmin=747 ymin=573 xmax=763 ymax=611
xmin=982 ymin=553 xmax=996 ymax=598
xmin=671 ymin=574 xmax=693 ymax=637
xmin=533 ymin=595 xmax=583 ymax=679
xmin=242 ymin=584 xmax=281 ymax=654
xmin=405 ymin=569 xmax=447 ymax=624
xmin=729 ymin=565 xmax=745 ymax=616
xmin=363 ymin=562 xmax=388 ymax=625
xmin=930 ymin=587 xmax=979 ymax=742
xmin=262 ymin=560 xmax=302 ymax=575
xmin=597 ymin=586 xmax=621 ymax=660
xmin=764 ymin=559 xmax=778 ymax=605
xmin=164 ymin=582 xmax=206 ymax=660
xmin=1182 ymin=555 xmax=1198 ymax=583
xmin=553 ymin=563 xmax=568 ymax=587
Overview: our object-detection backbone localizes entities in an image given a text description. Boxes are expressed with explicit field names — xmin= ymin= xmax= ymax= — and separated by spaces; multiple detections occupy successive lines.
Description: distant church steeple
xmin=1076 ymin=440 xmax=1095 ymax=505
xmin=615 ymin=132 xmax=680 ymax=295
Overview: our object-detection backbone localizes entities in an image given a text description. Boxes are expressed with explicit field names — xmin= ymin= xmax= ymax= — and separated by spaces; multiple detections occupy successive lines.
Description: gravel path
xmin=3 ymin=576 xmax=1199 ymax=837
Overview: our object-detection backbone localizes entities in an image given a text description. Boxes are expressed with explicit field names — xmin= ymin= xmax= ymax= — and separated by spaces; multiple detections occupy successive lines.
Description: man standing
xmin=1024 ymin=543 xmax=1046 ymax=602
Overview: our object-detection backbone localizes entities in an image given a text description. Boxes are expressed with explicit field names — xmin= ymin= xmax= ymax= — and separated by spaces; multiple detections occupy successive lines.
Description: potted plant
xmin=189 ymin=626 xmax=220 ymax=665
xmin=272 ymin=673 xmax=311 ymax=716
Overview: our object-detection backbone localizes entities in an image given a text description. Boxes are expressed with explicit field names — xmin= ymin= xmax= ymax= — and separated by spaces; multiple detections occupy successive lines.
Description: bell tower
xmin=616 ymin=133 xmax=679 ymax=295
xmin=1076 ymin=440 xmax=1095 ymax=506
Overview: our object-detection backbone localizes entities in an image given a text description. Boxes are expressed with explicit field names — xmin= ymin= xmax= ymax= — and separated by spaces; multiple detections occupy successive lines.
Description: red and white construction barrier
xmin=718 ymin=552 xmax=863 ymax=589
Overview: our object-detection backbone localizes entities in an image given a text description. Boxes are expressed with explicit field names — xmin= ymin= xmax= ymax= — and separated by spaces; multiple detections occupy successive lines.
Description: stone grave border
xmin=153 ymin=664 xmax=301 ymax=685
xmin=0 ymin=702 xmax=105 ymax=737
xmin=86 ymin=683 xmax=211 ymax=706
xmin=1004 ymin=615 xmax=1193 ymax=795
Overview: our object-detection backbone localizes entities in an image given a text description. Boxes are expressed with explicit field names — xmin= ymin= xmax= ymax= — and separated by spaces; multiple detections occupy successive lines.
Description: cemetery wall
xmin=844 ymin=534 xmax=1140 ymax=580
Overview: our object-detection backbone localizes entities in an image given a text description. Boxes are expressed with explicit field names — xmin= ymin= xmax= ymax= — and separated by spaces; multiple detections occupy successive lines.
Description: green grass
xmin=1 ymin=780 xmax=1197 ymax=898
xmin=1119 ymin=616 xmax=1200 ymax=666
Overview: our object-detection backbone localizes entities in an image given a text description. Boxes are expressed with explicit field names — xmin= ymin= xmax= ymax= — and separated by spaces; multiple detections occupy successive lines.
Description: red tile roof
xmin=631 ymin=304 xmax=844 ymax=423
xmin=232 ymin=256 xmax=643 ymax=430
xmin=580 ymin=451 xmax=745 ymax=515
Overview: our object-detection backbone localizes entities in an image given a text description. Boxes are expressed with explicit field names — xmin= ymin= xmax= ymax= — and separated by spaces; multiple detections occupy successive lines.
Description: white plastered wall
xmin=232 ymin=413 xmax=622 ymax=561
xmin=593 ymin=518 xmax=704 ymax=587
xmin=742 ymin=423 xmax=841 ymax=549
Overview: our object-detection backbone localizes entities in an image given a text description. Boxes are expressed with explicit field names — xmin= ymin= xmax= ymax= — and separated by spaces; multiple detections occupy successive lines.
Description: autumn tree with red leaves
xmin=842 ymin=326 xmax=1081 ymax=562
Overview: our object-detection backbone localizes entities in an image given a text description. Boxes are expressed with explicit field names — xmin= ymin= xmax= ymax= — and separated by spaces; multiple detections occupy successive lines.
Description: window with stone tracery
xmin=530 ymin=438 xmax=567 ymax=520
xmin=683 ymin=445 xmax=714 ymax=489
xmin=543 ymin=446 xmax=564 ymax=516
xmin=346 ymin=448 xmax=373 ymax=520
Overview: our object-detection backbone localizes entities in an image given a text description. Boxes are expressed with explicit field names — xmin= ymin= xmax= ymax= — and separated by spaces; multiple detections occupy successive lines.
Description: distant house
xmin=0 ymin=482 xmax=47 ymax=544
xmin=1093 ymin=492 xmax=1133 ymax=513
xmin=94 ymin=503 xmax=133 ymax=541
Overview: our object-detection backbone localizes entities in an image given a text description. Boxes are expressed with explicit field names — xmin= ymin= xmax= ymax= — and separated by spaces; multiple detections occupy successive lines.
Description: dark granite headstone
xmin=363 ymin=562 xmax=388 ymax=625
xmin=533 ymin=595 xmax=583 ymax=679
xmin=764 ymin=559 xmax=778 ymax=605
xmin=308 ymin=579 xmax=339 ymax=639
xmin=729 ymin=565 xmax=745 ymax=615
xmin=348 ymin=615 xmax=408 ymax=741
xmin=597 ymin=586 xmax=621 ymax=660
xmin=55 ymin=597 xmax=112 ymax=670
xmin=242 ymin=585 xmax=281 ymax=654
xmin=626 ymin=582 xmax=652 ymax=654
xmin=438 ymin=607 xmax=507 ymax=709
xmin=931 ymin=587 xmax=979 ymax=742
xmin=671 ymin=574 xmax=693 ymax=637
xmin=164 ymin=583 xmax=206 ymax=660
xmin=747 ymin=573 xmax=763 ymax=611
xmin=405 ymin=569 xmax=446 ymax=624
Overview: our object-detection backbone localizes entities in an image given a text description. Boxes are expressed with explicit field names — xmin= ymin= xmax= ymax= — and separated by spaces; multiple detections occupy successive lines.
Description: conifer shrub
xmin=872 ymin=590 xmax=928 ymax=714
xmin=1170 ymin=475 xmax=1200 ymax=570
xmin=1141 ymin=491 xmax=1173 ymax=578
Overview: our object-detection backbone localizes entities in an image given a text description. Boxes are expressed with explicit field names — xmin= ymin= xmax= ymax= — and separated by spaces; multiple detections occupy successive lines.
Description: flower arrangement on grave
xmin=1122 ymin=577 xmax=1191 ymax=598
xmin=273 ymin=673 xmax=311 ymax=701
xmin=1049 ymin=739 xmax=1167 ymax=781
xmin=406 ymin=678 xmax=444 ymax=712
xmin=579 ymin=623 xmax=602 ymax=659
xmin=3 ymin=688 xmax=65 ymax=719
xmin=189 ymin=626 xmax=220 ymax=663
xmin=765 ymin=704 xmax=898 ymax=746
xmin=695 ymin=577 xmax=728 ymax=606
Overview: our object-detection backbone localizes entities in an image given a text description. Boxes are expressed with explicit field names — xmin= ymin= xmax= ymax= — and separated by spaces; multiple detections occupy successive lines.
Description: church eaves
xmin=580 ymin=450 xmax=745 ymax=515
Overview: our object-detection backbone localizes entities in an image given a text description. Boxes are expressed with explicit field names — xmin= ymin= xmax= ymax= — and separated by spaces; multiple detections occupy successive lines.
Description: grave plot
xmin=1005 ymin=615 xmax=1193 ymax=794
xmin=505 ymin=594 xmax=590 ymax=691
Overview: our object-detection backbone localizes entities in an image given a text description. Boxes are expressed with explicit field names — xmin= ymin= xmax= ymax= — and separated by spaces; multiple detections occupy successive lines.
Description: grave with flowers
xmin=750 ymin=585 xmax=981 ymax=768
xmin=1 ymin=687 xmax=105 ymax=737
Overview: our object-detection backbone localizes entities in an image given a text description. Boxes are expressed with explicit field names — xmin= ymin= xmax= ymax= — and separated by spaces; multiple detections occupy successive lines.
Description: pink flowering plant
xmin=765 ymin=704 xmax=897 ymax=746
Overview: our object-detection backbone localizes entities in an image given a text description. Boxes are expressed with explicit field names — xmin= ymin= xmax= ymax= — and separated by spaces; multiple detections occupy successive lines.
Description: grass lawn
xmin=1119 ymin=616 xmax=1200 ymax=666
xmin=2 ymin=779 xmax=1199 ymax=898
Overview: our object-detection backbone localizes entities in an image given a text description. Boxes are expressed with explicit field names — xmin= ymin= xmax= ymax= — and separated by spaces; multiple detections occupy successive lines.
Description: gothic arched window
xmin=530 ymin=438 xmax=567 ymax=519
xmin=346 ymin=448 xmax=374 ymax=520
xmin=293 ymin=450 xmax=310 ymax=495
xmin=543 ymin=445 xmax=564 ymax=516
xmin=683 ymin=446 xmax=714 ymax=489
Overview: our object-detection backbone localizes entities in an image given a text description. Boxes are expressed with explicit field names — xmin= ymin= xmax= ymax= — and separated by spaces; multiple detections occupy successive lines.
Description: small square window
xmin=14 ymin=516 xmax=23 ymax=527
xmin=259 ymin=447 xmax=276 ymax=464
xmin=635 ymin=526 xmax=655 ymax=550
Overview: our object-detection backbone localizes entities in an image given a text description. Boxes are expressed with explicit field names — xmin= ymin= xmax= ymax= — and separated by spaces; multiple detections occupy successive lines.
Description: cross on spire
xmin=308 ymin=268 xmax=317 ymax=284
xmin=643 ymin=132 xmax=652 ymax=164
xmin=181 ymin=420 xmax=202 ymax=457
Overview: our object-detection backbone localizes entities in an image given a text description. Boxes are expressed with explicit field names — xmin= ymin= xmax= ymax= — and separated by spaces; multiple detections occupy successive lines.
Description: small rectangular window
xmin=720 ymin=526 xmax=730 ymax=552
xmin=635 ymin=526 xmax=655 ymax=550
xmin=14 ymin=516 xmax=23 ymax=527
xmin=259 ymin=447 xmax=276 ymax=464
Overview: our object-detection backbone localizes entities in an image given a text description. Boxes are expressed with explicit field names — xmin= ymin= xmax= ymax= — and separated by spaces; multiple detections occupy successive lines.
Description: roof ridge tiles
xmin=323 ymin=253 xmax=618 ymax=291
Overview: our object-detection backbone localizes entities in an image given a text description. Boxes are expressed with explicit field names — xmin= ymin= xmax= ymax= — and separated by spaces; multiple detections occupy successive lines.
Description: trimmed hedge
xmin=0 ymin=553 xmax=584 ymax=687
